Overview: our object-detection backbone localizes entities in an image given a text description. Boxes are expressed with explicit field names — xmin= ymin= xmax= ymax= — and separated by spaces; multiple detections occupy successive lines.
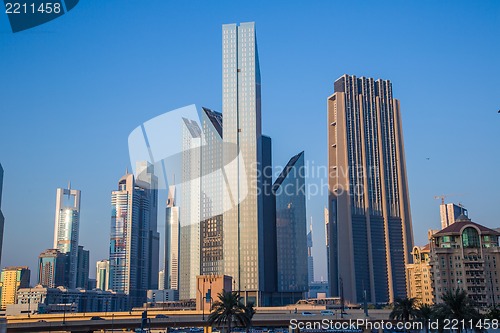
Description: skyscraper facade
xmin=53 ymin=185 xmax=81 ymax=289
xmin=38 ymin=249 xmax=66 ymax=288
xmin=96 ymin=259 xmax=110 ymax=291
xmin=0 ymin=266 xmax=30 ymax=309
xmin=179 ymin=118 xmax=201 ymax=300
xmin=307 ymin=219 xmax=314 ymax=284
xmin=136 ymin=161 xmax=160 ymax=291
xmin=76 ymin=245 xmax=89 ymax=289
xmin=200 ymin=107 xmax=224 ymax=276
xmin=222 ymin=22 xmax=275 ymax=306
xmin=158 ymin=270 xmax=165 ymax=290
xmin=0 ymin=164 xmax=4 ymax=267
xmin=108 ymin=162 xmax=158 ymax=307
xmin=273 ymin=151 xmax=308 ymax=300
xmin=440 ymin=203 xmax=467 ymax=229
xmin=327 ymin=74 xmax=414 ymax=303
xmin=164 ymin=185 xmax=179 ymax=291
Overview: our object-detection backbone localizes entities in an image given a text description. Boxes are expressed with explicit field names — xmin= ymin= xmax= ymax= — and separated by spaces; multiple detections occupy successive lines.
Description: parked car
xmin=155 ymin=314 xmax=169 ymax=319
xmin=320 ymin=310 xmax=335 ymax=316
xmin=90 ymin=316 xmax=105 ymax=320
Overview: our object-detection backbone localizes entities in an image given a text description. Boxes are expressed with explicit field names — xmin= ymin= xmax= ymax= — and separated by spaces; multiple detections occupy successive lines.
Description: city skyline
xmin=2 ymin=0 xmax=498 ymax=286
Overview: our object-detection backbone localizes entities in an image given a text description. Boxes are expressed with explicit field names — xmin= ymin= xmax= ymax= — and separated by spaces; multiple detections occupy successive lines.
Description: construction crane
xmin=434 ymin=194 xmax=463 ymax=205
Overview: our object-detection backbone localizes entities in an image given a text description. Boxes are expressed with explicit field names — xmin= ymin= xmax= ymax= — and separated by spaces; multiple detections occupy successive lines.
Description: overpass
xmin=6 ymin=309 xmax=394 ymax=333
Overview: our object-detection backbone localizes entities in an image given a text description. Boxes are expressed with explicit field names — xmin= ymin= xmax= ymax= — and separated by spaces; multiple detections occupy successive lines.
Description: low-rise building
xmin=12 ymin=285 xmax=127 ymax=314
xmin=307 ymin=281 xmax=329 ymax=299
xmin=146 ymin=289 xmax=179 ymax=303
xmin=429 ymin=215 xmax=500 ymax=308
xmin=0 ymin=266 xmax=30 ymax=309
xmin=196 ymin=275 xmax=232 ymax=311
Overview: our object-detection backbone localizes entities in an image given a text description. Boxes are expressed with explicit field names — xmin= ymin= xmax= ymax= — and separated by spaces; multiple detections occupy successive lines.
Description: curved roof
xmin=434 ymin=219 xmax=500 ymax=237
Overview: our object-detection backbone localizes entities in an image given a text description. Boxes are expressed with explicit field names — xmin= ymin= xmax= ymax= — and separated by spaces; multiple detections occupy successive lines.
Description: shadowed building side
xmin=273 ymin=151 xmax=308 ymax=303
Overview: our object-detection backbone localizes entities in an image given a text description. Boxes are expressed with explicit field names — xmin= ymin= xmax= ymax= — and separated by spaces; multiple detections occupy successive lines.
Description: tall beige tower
xmin=327 ymin=74 xmax=413 ymax=303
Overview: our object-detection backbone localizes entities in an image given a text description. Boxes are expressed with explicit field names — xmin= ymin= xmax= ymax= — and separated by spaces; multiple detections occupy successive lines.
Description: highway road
xmin=6 ymin=309 xmax=393 ymax=332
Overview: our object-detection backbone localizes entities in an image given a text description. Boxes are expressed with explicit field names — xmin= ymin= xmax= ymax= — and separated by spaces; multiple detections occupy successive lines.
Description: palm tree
xmin=207 ymin=290 xmax=247 ymax=333
xmin=390 ymin=297 xmax=419 ymax=333
xmin=390 ymin=297 xmax=419 ymax=321
xmin=416 ymin=303 xmax=434 ymax=333
xmin=485 ymin=306 xmax=500 ymax=320
xmin=244 ymin=302 xmax=256 ymax=333
xmin=433 ymin=288 xmax=483 ymax=333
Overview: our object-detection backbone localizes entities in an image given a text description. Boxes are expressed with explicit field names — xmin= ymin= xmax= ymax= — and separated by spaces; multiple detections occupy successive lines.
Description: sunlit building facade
xmin=53 ymin=185 xmax=81 ymax=289
xmin=0 ymin=164 xmax=4 ymax=267
xmin=327 ymin=74 xmax=414 ymax=303
xmin=440 ymin=203 xmax=468 ymax=229
xmin=96 ymin=259 xmax=109 ymax=291
xmin=0 ymin=266 xmax=30 ymax=309
xmin=429 ymin=215 xmax=500 ymax=308
xmin=179 ymin=118 xmax=201 ymax=300
xmin=108 ymin=162 xmax=158 ymax=307
xmin=406 ymin=245 xmax=433 ymax=304
xmin=164 ymin=185 xmax=179 ymax=291
xmin=222 ymin=22 xmax=275 ymax=306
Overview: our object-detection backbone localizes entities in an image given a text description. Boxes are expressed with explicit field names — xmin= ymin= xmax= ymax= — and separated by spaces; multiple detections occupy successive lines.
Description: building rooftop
xmin=272 ymin=151 xmax=304 ymax=192
xmin=433 ymin=217 xmax=500 ymax=237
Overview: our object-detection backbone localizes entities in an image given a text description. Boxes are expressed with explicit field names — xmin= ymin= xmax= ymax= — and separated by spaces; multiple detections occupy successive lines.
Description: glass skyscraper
xmin=108 ymin=162 xmax=158 ymax=307
xmin=307 ymin=220 xmax=314 ymax=284
xmin=38 ymin=249 xmax=65 ymax=288
xmin=164 ymin=185 xmax=179 ymax=291
xmin=273 ymin=151 xmax=308 ymax=301
xmin=222 ymin=22 xmax=275 ymax=305
xmin=96 ymin=259 xmax=109 ymax=291
xmin=76 ymin=245 xmax=89 ymax=289
xmin=53 ymin=185 xmax=81 ymax=289
xmin=327 ymin=74 xmax=413 ymax=303
xmin=200 ymin=107 xmax=224 ymax=276
xmin=179 ymin=118 xmax=201 ymax=300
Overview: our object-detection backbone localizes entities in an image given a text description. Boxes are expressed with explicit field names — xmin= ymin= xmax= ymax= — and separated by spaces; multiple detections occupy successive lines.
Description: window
xmin=462 ymin=227 xmax=480 ymax=248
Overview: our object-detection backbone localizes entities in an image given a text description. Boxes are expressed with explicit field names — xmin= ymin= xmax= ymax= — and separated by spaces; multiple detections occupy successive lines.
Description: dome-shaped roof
xmin=456 ymin=214 xmax=471 ymax=222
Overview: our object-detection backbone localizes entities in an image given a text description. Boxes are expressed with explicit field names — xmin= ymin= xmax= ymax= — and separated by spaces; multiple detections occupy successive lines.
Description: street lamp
xmin=62 ymin=294 xmax=67 ymax=325
xmin=27 ymin=288 xmax=32 ymax=318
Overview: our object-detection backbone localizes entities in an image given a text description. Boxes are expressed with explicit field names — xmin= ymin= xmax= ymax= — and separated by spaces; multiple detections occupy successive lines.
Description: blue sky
xmin=0 ymin=0 xmax=499 ymax=282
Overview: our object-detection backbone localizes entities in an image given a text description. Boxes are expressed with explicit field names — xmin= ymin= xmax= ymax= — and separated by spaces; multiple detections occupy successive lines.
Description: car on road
xmin=301 ymin=311 xmax=314 ymax=316
xmin=155 ymin=314 xmax=169 ymax=319
xmin=90 ymin=316 xmax=105 ymax=320
xmin=320 ymin=310 xmax=335 ymax=316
